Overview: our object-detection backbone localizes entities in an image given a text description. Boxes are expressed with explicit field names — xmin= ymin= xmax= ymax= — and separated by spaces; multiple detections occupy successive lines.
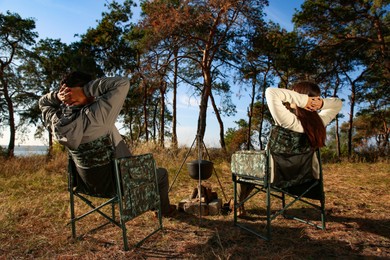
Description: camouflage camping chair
xmin=231 ymin=125 xmax=326 ymax=240
xmin=68 ymin=135 xmax=163 ymax=250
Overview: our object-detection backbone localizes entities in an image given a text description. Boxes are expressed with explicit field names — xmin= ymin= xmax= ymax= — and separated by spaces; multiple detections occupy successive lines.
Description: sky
xmin=0 ymin=0 xmax=305 ymax=147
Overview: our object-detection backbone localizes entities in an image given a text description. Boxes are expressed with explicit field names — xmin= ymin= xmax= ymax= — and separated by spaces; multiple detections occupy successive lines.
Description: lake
xmin=1 ymin=145 xmax=48 ymax=156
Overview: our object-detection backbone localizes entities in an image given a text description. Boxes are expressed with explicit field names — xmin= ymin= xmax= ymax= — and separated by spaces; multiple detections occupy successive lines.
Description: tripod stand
xmin=168 ymin=134 xmax=228 ymax=213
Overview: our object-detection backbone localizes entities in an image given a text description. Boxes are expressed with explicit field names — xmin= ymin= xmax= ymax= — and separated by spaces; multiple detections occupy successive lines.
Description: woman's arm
xmin=265 ymin=87 xmax=343 ymax=130
xmin=265 ymin=88 xmax=309 ymax=132
xmin=318 ymin=98 xmax=343 ymax=126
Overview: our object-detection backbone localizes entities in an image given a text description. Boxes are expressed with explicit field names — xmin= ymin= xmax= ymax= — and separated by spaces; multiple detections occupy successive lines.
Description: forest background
xmin=0 ymin=0 xmax=389 ymax=161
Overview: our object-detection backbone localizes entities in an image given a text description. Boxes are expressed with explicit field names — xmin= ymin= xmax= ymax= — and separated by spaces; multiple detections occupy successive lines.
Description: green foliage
xmin=1 ymin=0 xmax=388 ymax=160
xmin=0 ymin=11 xmax=38 ymax=157
xmin=80 ymin=0 xmax=138 ymax=74
xmin=225 ymin=127 xmax=248 ymax=153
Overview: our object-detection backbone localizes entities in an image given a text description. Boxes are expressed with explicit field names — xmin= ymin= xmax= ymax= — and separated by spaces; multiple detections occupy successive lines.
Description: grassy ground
xmin=0 ymin=148 xmax=389 ymax=259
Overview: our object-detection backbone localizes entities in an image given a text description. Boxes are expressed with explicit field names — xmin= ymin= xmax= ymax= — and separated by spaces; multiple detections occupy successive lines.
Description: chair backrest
xmin=68 ymin=135 xmax=114 ymax=169
xmin=231 ymin=150 xmax=267 ymax=179
xmin=230 ymin=126 xmax=319 ymax=185
xmin=116 ymin=153 xmax=161 ymax=222
xmin=67 ymin=135 xmax=116 ymax=198
xmin=268 ymin=125 xmax=317 ymax=188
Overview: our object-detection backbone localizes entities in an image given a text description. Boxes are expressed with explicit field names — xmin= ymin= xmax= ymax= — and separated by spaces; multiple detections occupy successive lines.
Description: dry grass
xmin=0 ymin=148 xmax=389 ymax=259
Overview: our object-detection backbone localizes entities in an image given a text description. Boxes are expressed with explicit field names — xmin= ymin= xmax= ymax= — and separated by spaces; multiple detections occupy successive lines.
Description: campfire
xmin=178 ymin=160 xmax=222 ymax=216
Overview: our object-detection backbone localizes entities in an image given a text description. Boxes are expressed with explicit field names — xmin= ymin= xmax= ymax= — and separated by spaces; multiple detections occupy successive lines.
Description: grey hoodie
xmin=39 ymin=76 xmax=131 ymax=158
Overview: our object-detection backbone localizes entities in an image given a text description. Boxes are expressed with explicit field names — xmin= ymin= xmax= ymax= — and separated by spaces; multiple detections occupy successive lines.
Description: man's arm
xmin=81 ymin=77 xmax=130 ymax=129
xmin=38 ymin=91 xmax=62 ymax=131
xmin=60 ymin=77 xmax=129 ymax=111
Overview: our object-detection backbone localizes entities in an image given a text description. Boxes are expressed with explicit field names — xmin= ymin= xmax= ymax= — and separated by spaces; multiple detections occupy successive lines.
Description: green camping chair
xmin=231 ymin=125 xmax=326 ymax=240
xmin=67 ymin=135 xmax=163 ymax=250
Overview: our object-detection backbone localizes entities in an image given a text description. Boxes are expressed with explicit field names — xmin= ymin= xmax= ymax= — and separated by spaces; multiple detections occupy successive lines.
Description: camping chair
xmin=67 ymin=135 xmax=163 ymax=250
xmin=231 ymin=125 xmax=326 ymax=240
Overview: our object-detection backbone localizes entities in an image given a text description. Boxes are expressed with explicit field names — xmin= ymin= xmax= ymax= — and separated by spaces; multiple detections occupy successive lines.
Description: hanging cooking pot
xmin=187 ymin=160 xmax=213 ymax=180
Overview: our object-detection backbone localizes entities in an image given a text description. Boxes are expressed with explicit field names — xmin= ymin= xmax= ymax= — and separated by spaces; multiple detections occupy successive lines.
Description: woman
xmin=237 ymin=81 xmax=343 ymax=216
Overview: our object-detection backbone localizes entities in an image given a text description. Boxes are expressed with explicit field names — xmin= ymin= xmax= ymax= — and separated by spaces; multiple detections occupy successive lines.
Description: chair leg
xmin=281 ymin=192 xmax=286 ymax=218
xmin=120 ymin=217 xmax=129 ymax=251
xmin=111 ymin=201 xmax=115 ymax=221
xmin=69 ymin=191 xmax=76 ymax=239
xmin=114 ymin=161 xmax=129 ymax=251
xmin=321 ymin=199 xmax=326 ymax=230
xmin=233 ymin=175 xmax=238 ymax=225
xmin=115 ymin=197 xmax=129 ymax=251
xmin=265 ymin=182 xmax=271 ymax=240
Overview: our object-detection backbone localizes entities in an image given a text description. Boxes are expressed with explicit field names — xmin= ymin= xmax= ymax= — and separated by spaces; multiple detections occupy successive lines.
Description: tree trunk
xmin=143 ymin=82 xmax=149 ymax=142
xmin=159 ymin=82 xmax=166 ymax=148
xmin=48 ymin=131 xmax=53 ymax=158
xmin=171 ymin=47 xmax=179 ymax=149
xmin=335 ymin=118 xmax=341 ymax=159
xmin=246 ymin=76 xmax=256 ymax=150
xmin=197 ymin=64 xmax=212 ymax=143
xmin=1 ymin=77 xmax=15 ymax=158
xmin=197 ymin=84 xmax=210 ymax=142
xmin=332 ymin=83 xmax=341 ymax=160
xmin=347 ymin=82 xmax=355 ymax=159
xmin=209 ymin=90 xmax=225 ymax=150
xmin=7 ymin=106 xmax=15 ymax=158
xmin=259 ymin=75 xmax=268 ymax=150
xmin=152 ymin=101 xmax=157 ymax=143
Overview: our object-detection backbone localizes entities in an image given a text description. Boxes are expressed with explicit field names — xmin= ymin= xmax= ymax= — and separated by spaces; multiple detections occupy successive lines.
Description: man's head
xmin=60 ymin=71 xmax=92 ymax=88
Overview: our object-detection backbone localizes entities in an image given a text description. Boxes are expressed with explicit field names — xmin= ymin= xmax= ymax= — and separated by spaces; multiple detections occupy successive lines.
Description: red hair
xmin=292 ymin=81 xmax=326 ymax=148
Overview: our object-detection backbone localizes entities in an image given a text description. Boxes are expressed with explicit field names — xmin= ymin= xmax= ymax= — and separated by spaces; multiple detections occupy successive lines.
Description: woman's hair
xmin=292 ymin=81 xmax=326 ymax=148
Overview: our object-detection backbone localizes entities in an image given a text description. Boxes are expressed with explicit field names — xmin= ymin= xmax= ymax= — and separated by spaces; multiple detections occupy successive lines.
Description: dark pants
xmin=237 ymin=183 xmax=255 ymax=204
xmin=156 ymin=168 xmax=171 ymax=214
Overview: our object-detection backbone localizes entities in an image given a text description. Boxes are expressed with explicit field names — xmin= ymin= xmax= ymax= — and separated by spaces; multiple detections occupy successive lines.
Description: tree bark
xmin=159 ymin=81 xmax=167 ymax=148
xmin=143 ymin=82 xmax=149 ymax=142
xmin=197 ymin=54 xmax=212 ymax=142
xmin=246 ymin=76 xmax=256 ymax=150
xmin=209 ymin=90 xmax=225 ymax=150
xmin=1 ymin=76 xmax=15 ymax=158
xmin=171 ymin=47 xmax=179 ymax=149
xmin=258 ymin=74 xmax=268 ymax=150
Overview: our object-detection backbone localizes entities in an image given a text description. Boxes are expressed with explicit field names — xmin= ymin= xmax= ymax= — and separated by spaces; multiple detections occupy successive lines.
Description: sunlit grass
xmin=0 ymin=149 xmax=389 ymax=258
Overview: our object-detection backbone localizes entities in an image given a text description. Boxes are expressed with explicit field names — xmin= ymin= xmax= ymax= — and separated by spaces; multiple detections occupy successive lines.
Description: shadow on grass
xmin=129 ymin=206 xmax=390 ymax=259
xmin=56 ymin=202 xmax=389 ymax=258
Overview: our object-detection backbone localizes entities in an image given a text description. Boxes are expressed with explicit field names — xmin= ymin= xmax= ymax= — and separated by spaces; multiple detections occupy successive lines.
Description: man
xmin=39 ymin=71 xmax=175 ymax=216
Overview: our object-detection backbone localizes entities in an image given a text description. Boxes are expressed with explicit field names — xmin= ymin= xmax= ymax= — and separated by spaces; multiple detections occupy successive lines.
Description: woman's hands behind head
xmin=305 ymin=97 xmax=323 ymax=112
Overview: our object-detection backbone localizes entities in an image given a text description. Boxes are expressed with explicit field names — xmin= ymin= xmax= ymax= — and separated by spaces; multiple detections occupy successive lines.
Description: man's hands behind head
xmin=58 ymin=85 xmax=92 ymax=106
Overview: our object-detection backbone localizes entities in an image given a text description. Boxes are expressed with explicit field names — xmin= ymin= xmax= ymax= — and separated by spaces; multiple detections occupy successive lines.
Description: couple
xmin=39 ymin=71 xmax=176 ymax=217
xmin=40 ymin=71 xmax=342 ymax=218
